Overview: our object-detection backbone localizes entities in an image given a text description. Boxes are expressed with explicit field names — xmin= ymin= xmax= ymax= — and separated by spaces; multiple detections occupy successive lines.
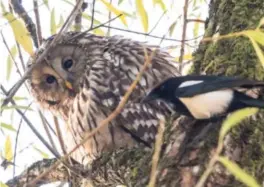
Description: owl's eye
xmin=63 ymin=59 xmax=73 ymax=70
xmin=46 ymin=75 xmax=56 ymax=84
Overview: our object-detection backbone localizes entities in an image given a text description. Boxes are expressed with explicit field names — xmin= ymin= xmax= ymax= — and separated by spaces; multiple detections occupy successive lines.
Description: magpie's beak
xmin=65 ymin=80 xmax=73 ymax=90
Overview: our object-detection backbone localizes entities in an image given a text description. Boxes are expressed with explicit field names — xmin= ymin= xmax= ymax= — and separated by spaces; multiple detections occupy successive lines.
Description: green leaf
xmin=193 ymin=15 xmax=201 ymax=37
xmin=43 ymin=0 xmax=49 ymax=10
xmin=248 ymin=37 xmax=264 ymax=67
xmin=1 ymin=105 xmax=33 ymax=111
xmin=136 ymin=0 xmax=148 ymax=32
xmin=6 ymin=45 xmax=17 ymax=81
xmin=218 ymin=156 xmax=261 ymax=187
xmin=257 ymin=17 xmax=264 ymax=30
xmin=100 ymin=0 xmax=127 ymax=26
xmin=82 ymin=13 xmax=101 ymax=25
xmin=93 ymin=28 xmax=105 ymax=36
xmin=56 ymin=15 xmax=64 ymax=29
xmin=118 ymin=0 xmax=125 ymax=5
xmin=5 ymin=135 xmax=13 ymax=161
xmin=33 ymin=146 xmax=49 ymax=158
xmin=2 ymin=10 xmax=33 ymax=55
xmin=50 ymin=8 xmax=56 ymax=34
xmin=0 ymin=182 xmax=9 ymax=187
xmin=153 ymin=0 xmax=166 ymax=11
xmin=0 ymin=123 xmax=16 ymax=132
xmin=169 ymin=21 xmax=177 ymax=36
xmin=219 ymin=108 xmax=258 ymax=142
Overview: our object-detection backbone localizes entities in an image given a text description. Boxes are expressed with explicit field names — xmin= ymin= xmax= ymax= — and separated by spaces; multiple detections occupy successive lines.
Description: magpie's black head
xmin=142 ymin=77 xmax=181 ymax=103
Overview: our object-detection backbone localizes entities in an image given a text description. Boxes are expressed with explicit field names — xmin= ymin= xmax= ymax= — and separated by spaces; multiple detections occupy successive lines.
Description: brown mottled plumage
xmin=28 ymin=32 xmax=179 ymax=165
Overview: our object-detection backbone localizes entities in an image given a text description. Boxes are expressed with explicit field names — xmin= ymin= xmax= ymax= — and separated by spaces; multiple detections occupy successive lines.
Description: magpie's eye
xmin=46 ymin=75 xmax=56 ymax=84
xmin=63 ymin=59 xmax=73 ymax=70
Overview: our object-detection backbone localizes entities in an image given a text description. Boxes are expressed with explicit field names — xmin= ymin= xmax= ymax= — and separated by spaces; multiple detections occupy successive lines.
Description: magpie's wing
xmin=175 ymin=77 xmax=264 ymax=97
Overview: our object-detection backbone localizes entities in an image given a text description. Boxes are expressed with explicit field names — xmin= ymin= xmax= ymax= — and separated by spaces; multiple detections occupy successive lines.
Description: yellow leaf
xmin=175 ymin=54 xmax=193 ymax=61
xmin=219 ymin=108 xmax=258 ymax=143
xmin=5 ymin=135 xmax=13 ymax=161
xmin=218 ymin=156 xmax=261 ymax=187
xmin=136 ymin=0 xmax=148 ymax=32
xmin=93 ymin=28 xmax=105 ymax=36
xmin=50 ymin=8 xmax=56 ymax=34
xmin=193 ymin=15 xmax=201 ymax=37
xmin=244 ymin=30 xmax=264 ymax=46
xmin=100 ymin=0 xmax=127 ymax=26
xmin=257 ymin=17 xmax=264 ymax=30
xmin=153 ymin=0 xmax=166 ymax=11
xmin=169 ymin=21 xmax=177 ymax=36
xmin=2 ymin=12 xmax=33 ymax=55
xmin=0 ymin=182 xmax=9 ymax=187
xmin=33 ymin=146 xmax=49 ymax=158
xmin=6 ymin=45 xmax=17 ymax=81
xmin=248 ymin=37 xmax=264 ymax=68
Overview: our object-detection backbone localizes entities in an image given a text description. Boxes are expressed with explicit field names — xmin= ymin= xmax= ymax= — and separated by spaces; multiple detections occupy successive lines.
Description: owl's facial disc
xmin=29 ymin=44 xmax=86 ymax=108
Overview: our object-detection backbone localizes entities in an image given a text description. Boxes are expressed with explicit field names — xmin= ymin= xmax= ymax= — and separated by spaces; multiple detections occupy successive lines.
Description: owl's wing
xmin=113 ymin=101 xmax=173 ymax=147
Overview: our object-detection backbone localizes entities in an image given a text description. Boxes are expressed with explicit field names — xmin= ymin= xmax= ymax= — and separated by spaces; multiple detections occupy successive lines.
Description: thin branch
xmin=187 ymin=19 xmax=205 ymax=23
xmin=1 ymin=31 xmax=23 ymax=78
xmin=53 ymin=116 xmax=67 ymax=155
xmin=179 ymin=0 xmax=189 ymax=72
xmin=9 ymin=0 xmax=39 ymax=47
xmin=101 ymin=25 xmax=203 ymax=42
xmin=90 ymin=0 xmax=96 ymax=29
xmin=33 ymin=0 xmax=43 ymax=45
xmin=74 ymin=0 xmax=83 ymax=31
xmin=148 ymin=10 xmax=167 ymax=35
xmin=1 ymin=85 xmax=60 ymax=158
xmin=106 ymin=0 xmax=113 ymax=36
xmin=28 ymin=46 xmax=156 ymax=187
xmin=13 ymin=110 xmax=24 ymax=177
xmin=148 ymin=120 xmax=165 ymax=187
xmin=38 ymin=110 xmax=58 ymax=155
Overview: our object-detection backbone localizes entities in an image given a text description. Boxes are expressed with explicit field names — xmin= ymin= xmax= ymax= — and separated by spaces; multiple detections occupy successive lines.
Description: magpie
xmin=141 ymin=75 xmax=264 ymax=120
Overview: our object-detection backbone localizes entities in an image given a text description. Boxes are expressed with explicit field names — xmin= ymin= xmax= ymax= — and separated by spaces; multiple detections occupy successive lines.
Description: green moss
xmin=191 ymin=0 xmax=264 ymax=185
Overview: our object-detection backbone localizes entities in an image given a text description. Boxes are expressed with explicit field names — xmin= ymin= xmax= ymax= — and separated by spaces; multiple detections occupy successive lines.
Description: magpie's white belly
xmin=179 ymin=89 xmax=234 ymax=119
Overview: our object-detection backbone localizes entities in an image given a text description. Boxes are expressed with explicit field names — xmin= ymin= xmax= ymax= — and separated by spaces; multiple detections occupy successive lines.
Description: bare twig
xmin=148 ymin=10 xmax=167 ymax=35
xmin=1 ymin=85 xmax=60 ymax=158
xmin=28 ymin=47 xmax=156 ymax=186
xmin=106 ymin=0 xmax=113 ymax=36
xmin=179 ymin=0 xmax=189 ymax=72
xmin=195 ymin=141 xmax=224 ymax=187
xmin=68 ymin=14 xmax=122 ymax=41
xmin=74 ymin=0 xmax=83 ymax=31
xmin=101 ymin=25 xmax=203 ymax=42
xmin=186 ymin=19 xmax=205 ymax=23
xmin=13 ymin=107 xmax=26 ymax=177
xmin=1 ymin=31 xmax=23 ymax=78
xmin=53 ymin=116 xmax=67 ymax=155
xmin=9 ymin=0 xmax=39 ymax=47
xmin=33 ymin=0 xmax=43 ymax=45
xmin=90 ymin=0 xmax=96 ymax=29
xmin=148 ymin=120 xmax=165 ymax=187
xmin=38 ymin=110 xmax=58 ymax=155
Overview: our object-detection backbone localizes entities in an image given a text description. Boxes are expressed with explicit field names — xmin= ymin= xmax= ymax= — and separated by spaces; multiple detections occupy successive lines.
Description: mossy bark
xmin=191 ymin=0 xmax=264 ymax=186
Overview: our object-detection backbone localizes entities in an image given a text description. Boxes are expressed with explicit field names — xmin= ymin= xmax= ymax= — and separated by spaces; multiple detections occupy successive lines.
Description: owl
xmin=28 ymin=32 xmax=180 ymax=165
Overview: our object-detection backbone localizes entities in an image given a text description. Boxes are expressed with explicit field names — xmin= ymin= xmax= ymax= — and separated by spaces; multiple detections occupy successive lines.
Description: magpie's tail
xmin=233 ymin=91 xmax=264 ymax=109
xmin=241 ymin=98 xmax=264 ymax=108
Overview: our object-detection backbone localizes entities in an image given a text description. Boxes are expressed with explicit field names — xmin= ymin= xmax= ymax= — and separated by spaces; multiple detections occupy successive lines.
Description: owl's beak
xmin=65 ymin=80 xmax=73 ymax=90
